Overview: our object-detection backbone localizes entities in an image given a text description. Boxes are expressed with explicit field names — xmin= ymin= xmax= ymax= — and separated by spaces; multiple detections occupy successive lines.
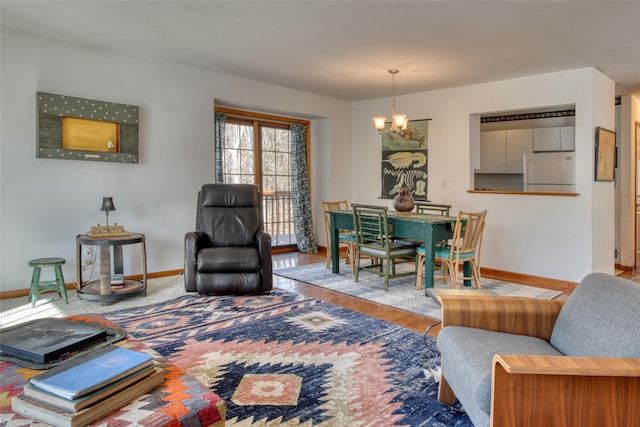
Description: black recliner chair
xmin=184 ymin=184 xmax=273 ymax=295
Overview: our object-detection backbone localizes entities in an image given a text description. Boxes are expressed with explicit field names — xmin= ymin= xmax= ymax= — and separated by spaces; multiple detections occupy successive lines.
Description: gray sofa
xmin=437 ymin=273 xmax=640 ymax=427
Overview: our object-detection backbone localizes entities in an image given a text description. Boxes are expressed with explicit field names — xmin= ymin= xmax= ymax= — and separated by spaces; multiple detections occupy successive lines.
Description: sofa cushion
xmin=438 ymin=326 xmax=563 ymax=416
xmin=550 ymin=273 xmax=640 ymax=357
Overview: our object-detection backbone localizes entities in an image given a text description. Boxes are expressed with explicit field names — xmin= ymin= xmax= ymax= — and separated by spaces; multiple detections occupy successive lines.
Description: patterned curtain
xmin=214 ymin=113 xmax=226 ymax=183
xmin=290 ymin=124 xmax=318 ymax=253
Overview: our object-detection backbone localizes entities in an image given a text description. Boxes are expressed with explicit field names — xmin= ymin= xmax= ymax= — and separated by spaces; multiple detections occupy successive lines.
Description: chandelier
xmin=373 ymin=69 xmax=409 ymax=134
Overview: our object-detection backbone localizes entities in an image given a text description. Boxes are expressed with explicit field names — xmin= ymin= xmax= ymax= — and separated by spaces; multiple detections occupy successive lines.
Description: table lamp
xmin=100 ymin=197 xmax=115 ymax=227
xmin=87 ymin=197 xmax=129 ymax=237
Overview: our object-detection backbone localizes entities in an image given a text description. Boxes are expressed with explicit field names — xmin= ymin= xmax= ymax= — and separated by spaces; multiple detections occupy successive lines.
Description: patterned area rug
xmin=274 ymin=262 xmax=563 ymax=320
xmin=105 ymin=289 xmax=473 ymax=427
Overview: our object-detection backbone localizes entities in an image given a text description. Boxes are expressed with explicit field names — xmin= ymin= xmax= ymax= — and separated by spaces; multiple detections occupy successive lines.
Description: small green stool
xmin=28 ymin=257 xmax=68 ymax=307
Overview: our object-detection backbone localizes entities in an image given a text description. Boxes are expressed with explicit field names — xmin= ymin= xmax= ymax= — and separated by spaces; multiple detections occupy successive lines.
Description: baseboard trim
xmin=0 ymin=269 xmax=184 ymax=300
xmin=615 ymin=263 xmax=633 ymax=272
xmin=0 ymin=265 xmax=579 ymax=300
xmin=480 ymin=267 xmax=577 ymax=295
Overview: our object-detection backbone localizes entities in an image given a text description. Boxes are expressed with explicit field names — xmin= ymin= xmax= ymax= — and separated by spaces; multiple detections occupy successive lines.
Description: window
xmin=220 ymin=118 xmax=256 ymax=185
xmin=216 ymin=107 xmax=310 ymax=249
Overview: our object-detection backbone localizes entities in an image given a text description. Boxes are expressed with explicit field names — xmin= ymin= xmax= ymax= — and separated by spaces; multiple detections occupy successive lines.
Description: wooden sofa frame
xmin=437 ymin=295 xmax=640 ymax=427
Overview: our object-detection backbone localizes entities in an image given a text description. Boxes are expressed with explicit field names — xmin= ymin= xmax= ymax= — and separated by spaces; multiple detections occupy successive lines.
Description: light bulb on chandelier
xmin=373 ymin=69 xmax=409 ymax=134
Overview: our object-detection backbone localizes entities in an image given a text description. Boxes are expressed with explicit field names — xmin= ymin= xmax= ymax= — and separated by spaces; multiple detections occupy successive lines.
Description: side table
xmin=76 ymin=233 xmax=147 ymax=302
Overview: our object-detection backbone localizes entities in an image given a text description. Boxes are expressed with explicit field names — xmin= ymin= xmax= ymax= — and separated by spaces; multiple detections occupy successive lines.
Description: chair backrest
xmin=196 ymin=183 xmax=262 ymax=247
xmin=415 ymin=202 xmax=452 ymax=216
xmin=550 ymin=272 xmax=640 ymax=357
xmin=447 ymin=210 xmax=487 ymax=258
xmin=352 ymin=204 xmax=391 ymax=252
xmin=322 ymin=200 xmax=349 ymax=247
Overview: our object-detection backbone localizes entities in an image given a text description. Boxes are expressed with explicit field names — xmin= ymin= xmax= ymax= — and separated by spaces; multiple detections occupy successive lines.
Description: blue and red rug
xmin=105 ymin=289 xmax=472 ymax=426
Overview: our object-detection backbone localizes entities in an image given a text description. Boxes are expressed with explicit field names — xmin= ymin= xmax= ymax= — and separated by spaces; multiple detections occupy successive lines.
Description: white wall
xmin=0 ymin=27 xmax=617 ymax=292
xmin=618 ymin=95 xmax=640 ymax=268
xmin=589 ymin=71 xmax=617 ymax=274
xmin=0 ymin=28 xmax=352 ymax=292
xmin=352 ymin=68 xmax=616 ymax=282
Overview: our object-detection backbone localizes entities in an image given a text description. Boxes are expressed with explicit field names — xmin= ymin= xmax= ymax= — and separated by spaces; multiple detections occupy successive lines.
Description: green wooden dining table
xmin=327 ymin=209 xmax=459 ymax=291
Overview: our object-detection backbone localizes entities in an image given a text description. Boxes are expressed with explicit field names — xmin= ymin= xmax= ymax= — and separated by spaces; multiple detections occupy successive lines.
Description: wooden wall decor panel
xmin=36 ymin=92 xmax=139 ymax=163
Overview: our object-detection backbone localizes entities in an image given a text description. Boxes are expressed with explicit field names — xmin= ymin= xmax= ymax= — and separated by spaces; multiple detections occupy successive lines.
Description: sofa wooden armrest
xmin=440 ymin=295 xmax=565 ymax=341
xmin=491 ymin=355 xmax=640 ymax=427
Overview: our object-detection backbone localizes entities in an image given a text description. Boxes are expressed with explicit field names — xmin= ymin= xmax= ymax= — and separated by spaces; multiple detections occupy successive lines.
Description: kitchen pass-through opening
xmin=470 ymin=105 xmax=577 ymax=195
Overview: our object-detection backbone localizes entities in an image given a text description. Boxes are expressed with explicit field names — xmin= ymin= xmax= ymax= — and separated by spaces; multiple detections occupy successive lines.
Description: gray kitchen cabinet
xmin=480 ymin=129 xmax=532 ymax=173
xmin=533 ymin=126 xmax=575 ymax=152
xmin=480 ymin=130 xmax=506 ymax=173
xmin=506 ymin=129 xmax=533 ymax=173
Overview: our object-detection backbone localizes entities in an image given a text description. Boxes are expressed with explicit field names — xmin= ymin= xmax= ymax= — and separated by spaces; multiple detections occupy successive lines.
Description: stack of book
xmin=12 ymin=346 xmax=164 ymax=427
xmin=110 ymin=273 xmax=125 ymax=288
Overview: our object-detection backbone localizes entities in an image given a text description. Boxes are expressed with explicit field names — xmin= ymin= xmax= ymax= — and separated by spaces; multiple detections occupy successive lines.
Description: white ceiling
xmin=2 ymin=1 xmax=639 ymax=101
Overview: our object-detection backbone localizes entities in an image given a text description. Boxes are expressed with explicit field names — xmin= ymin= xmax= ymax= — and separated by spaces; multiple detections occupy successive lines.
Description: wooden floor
xmin=273 ymin=252 xmax=441 ymax=336
xmin=274 ymin=251 xmax=639 ymax=337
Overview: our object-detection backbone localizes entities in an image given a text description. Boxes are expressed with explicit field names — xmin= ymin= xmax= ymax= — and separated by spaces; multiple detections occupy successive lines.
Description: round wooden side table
xmin=75 ymin=233 xmax=147 ymax=303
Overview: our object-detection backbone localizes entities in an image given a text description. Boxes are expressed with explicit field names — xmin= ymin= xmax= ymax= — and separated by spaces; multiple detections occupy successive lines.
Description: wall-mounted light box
xmin=36 ymin=92 xmax=139 ymax=163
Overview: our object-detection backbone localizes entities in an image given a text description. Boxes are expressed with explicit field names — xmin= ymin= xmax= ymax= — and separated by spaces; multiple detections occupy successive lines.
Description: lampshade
xmin=393 ymin=114 xmax=408 ymax=129
xmin=373 ymin=117 xmax=386 ymax=131
xmin=100 ymin=197 xmax=116 ymax=212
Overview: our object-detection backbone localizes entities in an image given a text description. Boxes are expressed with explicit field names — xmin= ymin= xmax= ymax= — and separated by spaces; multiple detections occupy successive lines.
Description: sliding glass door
xmin=220 ymin=118 xmax=296 ymax=248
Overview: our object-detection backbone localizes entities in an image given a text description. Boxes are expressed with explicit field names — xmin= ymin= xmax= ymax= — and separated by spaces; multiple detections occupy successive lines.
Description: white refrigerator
xmin=523 ymin=152 xmax=576 ymax=193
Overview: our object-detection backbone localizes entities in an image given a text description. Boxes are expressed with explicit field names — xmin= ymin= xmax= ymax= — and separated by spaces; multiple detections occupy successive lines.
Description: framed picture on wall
xmin=636 ymin=121 xmax=640 ymax=197
xmin=380 ymin=119 xmax=429 ymax=200
xmin=595 ymin=126 xmax=616 ymax=181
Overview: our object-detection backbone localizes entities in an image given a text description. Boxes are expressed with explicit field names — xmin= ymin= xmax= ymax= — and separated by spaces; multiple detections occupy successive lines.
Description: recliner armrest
xmin=440 ymin=295 xmax=565 ymax=341
xmin=184 ymin=231 xmax=204 ymax=292
xmin=491 ymin=355 xmax=640 ymax=426
xmin=256 ymin=230 xmax=273 ymax=292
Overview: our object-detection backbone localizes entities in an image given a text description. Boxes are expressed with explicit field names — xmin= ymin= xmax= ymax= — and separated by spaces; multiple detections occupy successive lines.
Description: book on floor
xmin=0 ymin=318 xmax=107 ymax=364
xmin=29 ymin=345 xmax=154 ymax=400
xmin=23 ymin=364 xmax=159 ymax=412
xmin=12 ymin=367 xmax=165 ymax=427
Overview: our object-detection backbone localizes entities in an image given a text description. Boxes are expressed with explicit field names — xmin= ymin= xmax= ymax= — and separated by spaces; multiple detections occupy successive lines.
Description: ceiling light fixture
xmin=373 ymin=69 xmax=409 ymax=134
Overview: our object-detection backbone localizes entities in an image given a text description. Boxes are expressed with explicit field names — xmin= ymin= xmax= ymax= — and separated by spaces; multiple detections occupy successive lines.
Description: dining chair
xmin=322 ymin=200 xmax=356 ymax=273
xmin=415 ymin=210 xmax=487 ymax=289
xmin=352 ymin=204 xmax=419 ymax=291
xmin=413 ymin=202 xmax=453 ymax=247
xmin=414 ymin=201 xmax=452 ymax=216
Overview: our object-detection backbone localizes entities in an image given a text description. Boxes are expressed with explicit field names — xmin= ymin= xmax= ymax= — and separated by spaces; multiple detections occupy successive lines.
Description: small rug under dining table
xmin=273 ymin=261 xmax=563 ymax=320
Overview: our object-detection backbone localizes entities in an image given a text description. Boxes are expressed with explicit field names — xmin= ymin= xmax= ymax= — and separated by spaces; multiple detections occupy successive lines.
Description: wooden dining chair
xmin=322 ymin=200 xmax=356 ymax=273
xmin=415 ymin=210 xmax=487 ymax=289
xmin=414 ymin=201 xmax=452 ymax=216
xmin=414 ymin=202 xmax=453 ymax=247
xmin=352 ymin=204 xmax=419 ymax=291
